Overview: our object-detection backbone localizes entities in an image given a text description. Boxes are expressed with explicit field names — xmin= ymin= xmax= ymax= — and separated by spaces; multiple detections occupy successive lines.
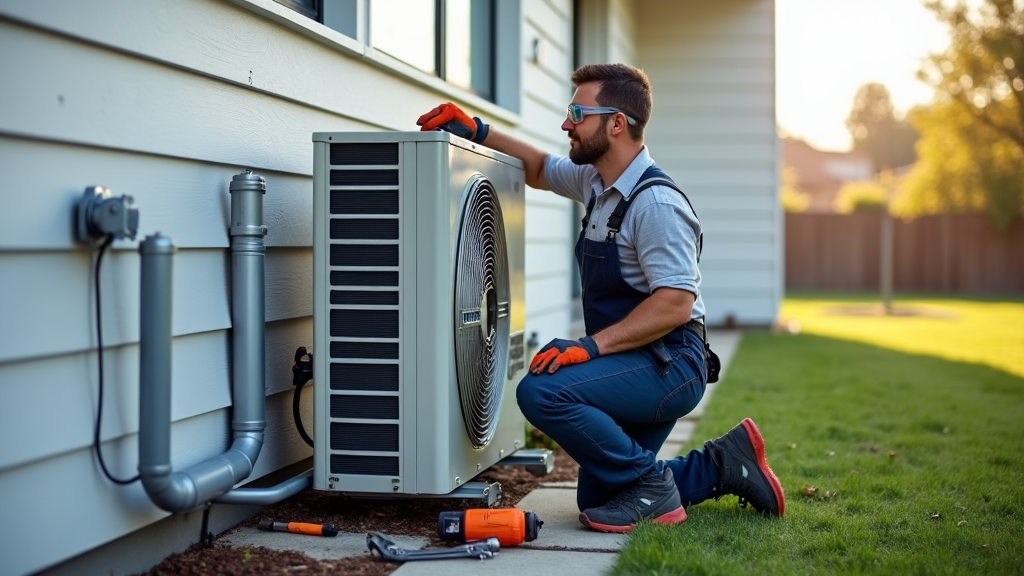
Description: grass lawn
xmin=613 ymin=294 xmax=1024 ymax=575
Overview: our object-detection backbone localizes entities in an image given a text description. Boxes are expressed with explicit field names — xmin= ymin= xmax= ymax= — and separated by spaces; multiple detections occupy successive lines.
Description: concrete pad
xmin=515 ymin=488 xmax=625 ymax=552
xmin=657 ymin=441 xmax=683 ymax=460
xmin=391 ymin=547 xmax=617 ymax=576
xmin=665 ymin=420 xmax=696 ymax=443
xmin=540 ymin=480 xmax=578 ymax=489
xmin=217 ymin=526 xmax=426 ymax=561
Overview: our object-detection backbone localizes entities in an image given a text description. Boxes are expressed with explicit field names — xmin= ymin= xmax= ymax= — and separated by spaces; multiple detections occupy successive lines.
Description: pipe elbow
xmin=140 ymin=468 xmax=200 ymax=513
xmin=228 ymin=432 xmax=264 ymax=474
xmin=139 ymin=441 xmax=262 ymax=513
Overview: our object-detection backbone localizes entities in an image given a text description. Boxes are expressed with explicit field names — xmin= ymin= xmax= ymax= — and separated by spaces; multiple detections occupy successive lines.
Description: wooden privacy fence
xmin=786 ymin=213 xmax=1024 ymax=293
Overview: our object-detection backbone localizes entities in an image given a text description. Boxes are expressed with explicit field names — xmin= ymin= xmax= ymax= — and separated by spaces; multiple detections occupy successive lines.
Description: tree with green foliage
xmin=845 ymin=82 xmax=918 ymax=171
xmin=780 ymin=166 xmax=810 ymax=212
xmin=834 ymin=179 xmax=888 ymax=213
xmin=895 ymin=0 xmax=1024 ymax=230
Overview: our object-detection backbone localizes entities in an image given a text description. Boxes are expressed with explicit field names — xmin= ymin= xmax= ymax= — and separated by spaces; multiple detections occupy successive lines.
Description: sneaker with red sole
xmin=579 ymin=467 xmax=687 ymax=533
xmin=705 ymin=418 xmax=786 ymax=516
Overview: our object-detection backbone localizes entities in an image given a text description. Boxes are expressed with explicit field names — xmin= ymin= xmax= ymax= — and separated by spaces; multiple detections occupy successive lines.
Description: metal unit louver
xmin=453 ymin=174 xmax=510 ymax=449
xmin=324 ymin=141 xmax=402 ymax=479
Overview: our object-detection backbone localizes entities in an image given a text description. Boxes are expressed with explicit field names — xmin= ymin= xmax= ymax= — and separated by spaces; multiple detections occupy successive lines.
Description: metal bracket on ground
xmin=496 ymin=448 xmax=555 ymax=476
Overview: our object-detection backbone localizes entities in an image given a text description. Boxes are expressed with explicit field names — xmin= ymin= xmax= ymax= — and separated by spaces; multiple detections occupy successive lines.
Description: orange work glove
xmin=416 ymin=102 xmax=490 ymax=144
xmin=530 ymin=336 xmax=601 ymax=375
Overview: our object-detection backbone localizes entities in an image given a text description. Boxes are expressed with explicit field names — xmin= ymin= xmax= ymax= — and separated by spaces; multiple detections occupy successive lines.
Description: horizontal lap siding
xmin=0 ymin=137 xmax=314 ymax=250
xmin=521 ymin=0 xmax=577 ymax=346
xmin=637 ymin=0 xmax=780 ymax=326
xmin=0 ymin=318 xmax=312 ymax=472
xmin=0 ymin=21 xmax=373 ymax=176
xmin=0 ymin=248 xmax=312 ymax=363
xmin=0 ymin=0 xmax=540 ymax=573
xmin=609 ymin=0 xmax=638 ymax=65
xmin=0 ymin=390 xmax=311 ymax=576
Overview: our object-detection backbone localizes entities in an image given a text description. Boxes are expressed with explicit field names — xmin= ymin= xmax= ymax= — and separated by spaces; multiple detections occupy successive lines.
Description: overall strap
xmin=606 ymin=165 xmax=703 ymax=261
xmin=580 ymin=194 xmax=597 ymax=231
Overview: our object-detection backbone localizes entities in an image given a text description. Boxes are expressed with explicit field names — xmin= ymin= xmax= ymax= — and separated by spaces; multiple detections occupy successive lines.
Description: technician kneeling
xmin=417 ymin=63 xmax=785 ymax=533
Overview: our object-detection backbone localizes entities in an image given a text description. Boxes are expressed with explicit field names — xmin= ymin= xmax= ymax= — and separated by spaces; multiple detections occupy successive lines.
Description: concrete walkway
xmin=220 ymin=330 xmax=744 ymax=575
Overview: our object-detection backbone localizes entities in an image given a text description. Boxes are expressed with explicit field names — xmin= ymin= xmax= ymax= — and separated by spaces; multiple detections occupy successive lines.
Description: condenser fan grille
xmin=454 ymin=174 xmax=510 ymax=449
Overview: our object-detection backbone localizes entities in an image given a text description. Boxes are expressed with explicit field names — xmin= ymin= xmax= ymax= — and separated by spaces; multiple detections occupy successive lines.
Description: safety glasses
xmin=566 ymin=104 xmax=637 ymax=126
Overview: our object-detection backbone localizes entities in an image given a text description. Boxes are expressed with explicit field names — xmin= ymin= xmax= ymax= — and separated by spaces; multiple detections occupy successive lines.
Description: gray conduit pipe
xmin=214 ymin=469 xmax=313 ymax=505
xmin=138 ymin=170 xmax=304 ymax=513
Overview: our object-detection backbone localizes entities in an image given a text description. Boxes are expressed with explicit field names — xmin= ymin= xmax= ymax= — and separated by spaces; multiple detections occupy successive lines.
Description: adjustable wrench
xmin=366 ymin=532 xmax=500 ymax=562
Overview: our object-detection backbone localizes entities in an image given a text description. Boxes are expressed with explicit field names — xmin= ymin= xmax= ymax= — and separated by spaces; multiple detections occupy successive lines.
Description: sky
xmin=775 ymin=0 xmax=982 ymax=152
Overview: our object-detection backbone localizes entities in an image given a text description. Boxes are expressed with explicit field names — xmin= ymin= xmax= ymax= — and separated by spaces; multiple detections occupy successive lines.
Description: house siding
xmin=520 ymin=0 xmax=577 ymax=349
xmin=0 ymin=0 xmax=570 ymax=574
xmin=637 ymin=0 xmax=780 ymax=325
xmin=608 ymin=0 xmax=638 ymax=65
xmin=577 ymin=0 xmax=638 ymax=67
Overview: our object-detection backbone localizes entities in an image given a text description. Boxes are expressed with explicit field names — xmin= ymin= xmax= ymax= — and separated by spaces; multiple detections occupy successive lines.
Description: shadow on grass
xmin=613 ymin=332 xmax=1024 ymax=576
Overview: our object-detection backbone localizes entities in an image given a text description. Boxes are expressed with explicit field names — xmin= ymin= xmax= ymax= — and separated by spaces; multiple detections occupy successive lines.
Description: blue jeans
xmin=517 ymin=329 xmax=721 ymax=511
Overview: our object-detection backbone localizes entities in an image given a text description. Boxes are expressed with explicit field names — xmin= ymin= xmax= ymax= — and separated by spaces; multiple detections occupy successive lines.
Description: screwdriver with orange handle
xmin=258 ymin=520 xmax=338 ymax=537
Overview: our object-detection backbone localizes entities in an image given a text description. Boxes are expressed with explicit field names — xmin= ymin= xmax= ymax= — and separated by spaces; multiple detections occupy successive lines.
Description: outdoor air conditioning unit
xmin=311 ymin=131 xmax=528 ymax=496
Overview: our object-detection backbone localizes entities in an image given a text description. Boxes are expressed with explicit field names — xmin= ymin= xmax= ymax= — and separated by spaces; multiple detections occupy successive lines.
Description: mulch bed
xmin=144 ymin=548 xmax=393 ymax=576
xmin=138 ymin=449 xmax=578 ymax=576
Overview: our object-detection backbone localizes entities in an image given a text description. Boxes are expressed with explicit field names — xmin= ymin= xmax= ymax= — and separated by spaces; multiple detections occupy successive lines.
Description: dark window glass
xmin=274 ymin=0 xmax=319 ymax=20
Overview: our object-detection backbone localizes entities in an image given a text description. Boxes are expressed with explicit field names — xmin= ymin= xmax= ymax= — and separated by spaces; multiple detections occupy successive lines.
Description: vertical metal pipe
xmin=138 ymin=234 xmax=176 ymax=498
xmin=227 ymin=170 xmax=268 ymax=451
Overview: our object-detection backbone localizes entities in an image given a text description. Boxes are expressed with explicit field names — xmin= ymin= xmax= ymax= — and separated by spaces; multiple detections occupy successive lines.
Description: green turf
xmin=611 ymin=296 xmax=1024 ymax=575
xmin=781 ymin=294 xmax=1024 ymax=379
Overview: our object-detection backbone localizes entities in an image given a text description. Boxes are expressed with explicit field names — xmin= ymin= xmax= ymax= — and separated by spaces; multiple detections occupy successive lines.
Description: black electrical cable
xmin=93 ymin=234 xmax=140 ymax=485
xmin=293 ymin=381 xmax=314 ymax=447
xmin=291 ymin=347 xmax=314 ymax=447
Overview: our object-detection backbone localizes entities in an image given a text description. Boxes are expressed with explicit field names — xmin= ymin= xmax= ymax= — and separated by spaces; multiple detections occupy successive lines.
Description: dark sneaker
xmin=705 ymin=418 xmax=785 ymax=516
xmin=579 ymin=468 xmax=687 ymax=533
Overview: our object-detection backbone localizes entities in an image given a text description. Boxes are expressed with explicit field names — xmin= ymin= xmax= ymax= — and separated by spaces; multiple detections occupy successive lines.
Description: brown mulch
xmin=145 ymin=547 xmax=393 ymax=576
xmin=139 ymin=449 xmax=578 ymax=576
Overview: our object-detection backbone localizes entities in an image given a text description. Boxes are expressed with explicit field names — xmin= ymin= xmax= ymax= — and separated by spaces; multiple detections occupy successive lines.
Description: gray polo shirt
xmin=543 ymin=147 xmax=706 ymax=320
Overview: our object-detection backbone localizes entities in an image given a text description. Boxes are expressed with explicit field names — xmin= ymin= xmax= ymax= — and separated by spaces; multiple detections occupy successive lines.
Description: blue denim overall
xmin=516 ymin=166 xmax=721 ymax=511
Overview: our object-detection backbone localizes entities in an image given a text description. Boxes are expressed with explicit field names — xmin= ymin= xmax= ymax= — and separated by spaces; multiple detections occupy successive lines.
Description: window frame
xmin=278 ymin=0 xmax=499 ymax=103
xmin=226 ymin=0 xmax=521 ymax=118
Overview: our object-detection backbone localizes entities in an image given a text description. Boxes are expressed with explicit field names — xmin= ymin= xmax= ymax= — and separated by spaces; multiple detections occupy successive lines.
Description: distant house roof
xmin=783 ymin=138 xmax=874 ymax=213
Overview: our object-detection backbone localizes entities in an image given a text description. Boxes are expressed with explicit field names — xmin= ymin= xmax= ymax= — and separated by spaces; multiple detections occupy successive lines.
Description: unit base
xmin=342 ymin=481 xmax=502 ymax=506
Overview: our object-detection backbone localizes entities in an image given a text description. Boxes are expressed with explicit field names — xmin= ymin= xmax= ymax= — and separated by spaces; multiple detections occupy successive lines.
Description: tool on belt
xmin=438 ymin=508 xmax=543 ymax=546
xmin=367 ymin=532 xmax=499 ymax=562
xmin=258 ymin=520 xmax=338 ymax=537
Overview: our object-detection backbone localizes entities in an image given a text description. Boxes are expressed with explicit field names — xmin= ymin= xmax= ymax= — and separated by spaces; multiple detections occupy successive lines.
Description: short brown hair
xmin=571 ymin=64 xmax=652 ymax=141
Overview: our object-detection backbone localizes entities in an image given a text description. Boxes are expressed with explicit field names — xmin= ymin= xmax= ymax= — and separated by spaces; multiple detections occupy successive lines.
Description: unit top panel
xmin=313 ymin=131 xmax=525 ymax=170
